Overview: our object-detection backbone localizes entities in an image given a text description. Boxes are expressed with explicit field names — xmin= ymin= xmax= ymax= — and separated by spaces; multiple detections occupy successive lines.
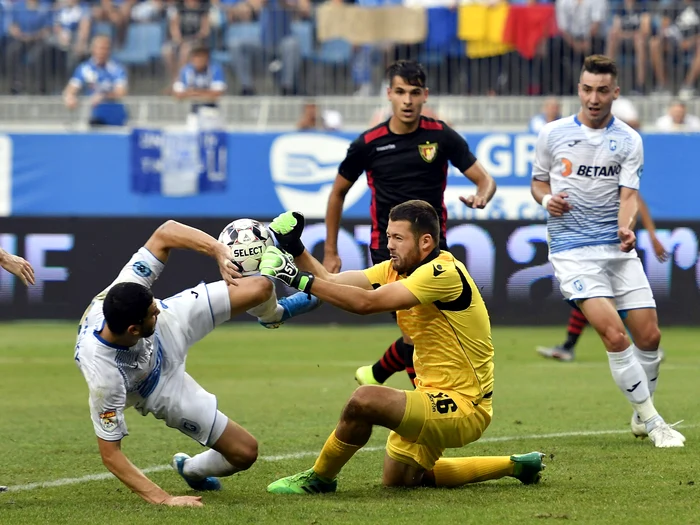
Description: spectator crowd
xmin=2 ymin=0 xmax=700 ymax=99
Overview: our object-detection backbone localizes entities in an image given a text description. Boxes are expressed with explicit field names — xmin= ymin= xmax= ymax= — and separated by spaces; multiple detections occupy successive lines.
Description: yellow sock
xmin=431 ymin=456 xmax=514 ymax=487
xmin=312 ymin=430 xmax=361 ymax=480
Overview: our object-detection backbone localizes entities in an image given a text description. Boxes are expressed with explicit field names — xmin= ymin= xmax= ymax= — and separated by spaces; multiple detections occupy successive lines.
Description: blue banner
xmin=130 ymin=128 xmax=227 ymax=196
xmin=4 ymin=130 xmax=700 ymax=219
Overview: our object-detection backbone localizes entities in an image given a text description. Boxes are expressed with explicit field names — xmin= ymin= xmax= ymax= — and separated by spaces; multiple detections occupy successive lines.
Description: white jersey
xmin=532 ymin=115 xmax=643 ymax=254
xmin=74 ymin=247 xmax=165 ymax=441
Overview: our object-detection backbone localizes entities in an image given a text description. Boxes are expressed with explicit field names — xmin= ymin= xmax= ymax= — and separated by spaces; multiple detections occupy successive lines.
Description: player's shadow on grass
xmin=300 ymin=481 xmax=546 ymax=502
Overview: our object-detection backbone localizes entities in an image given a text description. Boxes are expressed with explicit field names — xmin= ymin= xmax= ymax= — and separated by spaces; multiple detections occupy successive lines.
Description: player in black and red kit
xmin=323 ymin=60 xmax=497 ymax=387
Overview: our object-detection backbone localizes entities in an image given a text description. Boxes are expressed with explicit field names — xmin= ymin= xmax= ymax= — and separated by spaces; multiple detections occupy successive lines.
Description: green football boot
xmin=267 ymin=468 xmax=337 ymax=495
xmin=354 ymin=365 xmax=382 ymax=386
xmin=511 ymin=452 xmax=546 ymax=485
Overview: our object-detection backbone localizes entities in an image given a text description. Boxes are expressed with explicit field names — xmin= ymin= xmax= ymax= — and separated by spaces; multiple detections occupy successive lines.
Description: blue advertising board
xmin=3 ymin=130 xmax=699 ymax=219
xmin=130 ymin=128 xmax=227 ymax=196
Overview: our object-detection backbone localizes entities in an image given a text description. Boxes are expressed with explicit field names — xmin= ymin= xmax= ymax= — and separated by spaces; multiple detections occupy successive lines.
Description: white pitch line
xmin=5 ymin=424 xmax=695 ymax=493
xmin=6 ymin=465 xmax=173 ymax=493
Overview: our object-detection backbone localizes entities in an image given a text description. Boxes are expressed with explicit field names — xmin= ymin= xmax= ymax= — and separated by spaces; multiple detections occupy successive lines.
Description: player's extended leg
xmin=267 ymin=385 xmax=408 ymax=494
xmin=173 ymin=415 xmax=258 ymax=491
xmin=157 ymin=279 xmax=267 ymax=491
xmin=382 ymin=393 xmax=544 ymax=489
xmin=382 ymin=452 xmax=545 ymax=488
xmin=536 ymin=307 xmax=588 ymax=362
xmin=232 ymin=276 xmax=319 ymax=328
xmin=578 ymin=298 xmax=683 ymax=448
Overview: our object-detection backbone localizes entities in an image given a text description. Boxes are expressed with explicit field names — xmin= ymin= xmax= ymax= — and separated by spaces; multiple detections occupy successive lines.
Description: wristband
xmin=296 ymin=271 xmax=314 ymax=294
xmin=541 ymin=194 xmax=552 ymax=211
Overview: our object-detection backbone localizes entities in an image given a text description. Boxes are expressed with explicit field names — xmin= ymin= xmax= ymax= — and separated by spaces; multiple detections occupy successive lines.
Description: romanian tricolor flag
xmin=457 ymin=2 xmax=557 ymax=59
xmin=457 ymin=2 xmax=513 ymax=59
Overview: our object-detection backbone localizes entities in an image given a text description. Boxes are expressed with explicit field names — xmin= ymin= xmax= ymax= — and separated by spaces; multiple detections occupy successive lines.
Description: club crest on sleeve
xmin=418 ymin=142 xmax=438 ymax=163
xmin=181 ymin=419 xmax=201 ymax=434
xmin=573 ymin=279 xmax=584 ymax=292
xmin=132 ymin=261 xmax=152 ymax=277
xmin=99 ymin=410 xmax=118 ymax=432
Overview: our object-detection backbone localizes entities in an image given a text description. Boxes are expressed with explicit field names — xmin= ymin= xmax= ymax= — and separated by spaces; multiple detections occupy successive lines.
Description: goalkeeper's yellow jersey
xmin=363 ymin=250 xmax=494 ymax=402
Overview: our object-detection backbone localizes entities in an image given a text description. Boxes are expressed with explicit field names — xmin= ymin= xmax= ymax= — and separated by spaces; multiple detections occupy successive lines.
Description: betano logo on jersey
xmin=576 ymin=163 xmax=622 ymax=178
xmin=269 ymin=133 xmax=368 ymax=218
xmin=561 ymin=157 xmax=621 ymax=178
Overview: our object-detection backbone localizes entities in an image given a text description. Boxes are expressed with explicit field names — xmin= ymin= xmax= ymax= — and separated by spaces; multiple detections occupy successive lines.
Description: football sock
xmin=371 ymin=338 xmax=407 ymax=383
xmin=632 ymin=397 xmax=664 ymax=433
xmin=631 ymin=346 xmax=663 ymax=427
xmin=563 ymin=309 xmax=587 ymax=350
xmin=608 ymin=346 xmax=658 ymax=425
xmin=431 ymin=456 xmax=514 ymax=487
xmin=632 ymin=346 xmax=660 ymax=397
xmin=246 ymin=287 xmax=284 ymax=323
xmin=312 ymin=430 xmax=361 ymax=481
xmin=183 ymin=450 xmax=241 ymax=480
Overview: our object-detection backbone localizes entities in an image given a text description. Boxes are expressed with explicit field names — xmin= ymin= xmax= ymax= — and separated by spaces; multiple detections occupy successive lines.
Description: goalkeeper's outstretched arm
xmin=295 ymin=250 xmax=375 ymax=289
xmin=294 ymin=250 xmax=333 ymax=280
xmin=261 ymin=247 xmax=419 ymax=314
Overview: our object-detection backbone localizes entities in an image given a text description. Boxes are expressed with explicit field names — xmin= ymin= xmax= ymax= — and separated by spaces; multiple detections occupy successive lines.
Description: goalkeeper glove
xmin=269 ymin=211 xmax=306 ymax=257
xmin=259 ymin=246 xmax=314 ymax=293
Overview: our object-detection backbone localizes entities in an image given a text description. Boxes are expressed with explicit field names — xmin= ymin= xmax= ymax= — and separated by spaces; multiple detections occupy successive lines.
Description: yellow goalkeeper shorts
xmin=386 ymin=387 xmax=493 ymax=470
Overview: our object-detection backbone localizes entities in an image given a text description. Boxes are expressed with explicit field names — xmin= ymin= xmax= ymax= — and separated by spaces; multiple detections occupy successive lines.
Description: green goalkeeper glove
xmin=259 ymin=246 xmax=314 ymax=293
xmin=269 ymin=211 xmax=306 ymax=257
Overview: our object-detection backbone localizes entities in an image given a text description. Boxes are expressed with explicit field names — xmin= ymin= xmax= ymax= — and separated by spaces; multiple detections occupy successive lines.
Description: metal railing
xmin=0 ymin=94 xmax=694 ymax=131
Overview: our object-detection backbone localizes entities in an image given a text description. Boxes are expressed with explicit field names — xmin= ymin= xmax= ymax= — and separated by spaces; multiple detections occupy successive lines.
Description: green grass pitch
xmin=1 ymin=323 xmax=698 ymax=524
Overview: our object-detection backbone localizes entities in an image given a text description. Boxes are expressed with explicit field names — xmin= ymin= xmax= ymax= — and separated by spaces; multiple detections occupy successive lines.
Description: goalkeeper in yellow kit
xmin=260 ymin=200 xmax=545 ymax=494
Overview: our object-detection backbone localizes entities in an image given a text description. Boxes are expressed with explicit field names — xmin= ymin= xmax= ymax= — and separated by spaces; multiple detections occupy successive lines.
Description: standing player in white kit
xmin=531 ymin=55 xmax=685 ymax=448
xmin=74 ymin=220 xmax=318 ymax=506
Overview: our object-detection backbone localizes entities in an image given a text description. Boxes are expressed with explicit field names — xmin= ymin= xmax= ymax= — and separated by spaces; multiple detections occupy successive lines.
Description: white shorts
xmin=134 ymin=280 xmax=231 ymax=446
xmin=549 ymin=244 xmax=656 ymax=311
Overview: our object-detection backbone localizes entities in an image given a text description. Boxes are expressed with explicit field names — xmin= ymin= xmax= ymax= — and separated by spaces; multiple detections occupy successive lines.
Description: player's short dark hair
xmin=386 ymin=60 xmax=427 ymax=88
xmin=103 ymin=282 xmax=154 ymax=335
xmin=389 ymin=200 xmax=440 ymax=246
xmin=581 ymin=55 xmax=618 ymax=81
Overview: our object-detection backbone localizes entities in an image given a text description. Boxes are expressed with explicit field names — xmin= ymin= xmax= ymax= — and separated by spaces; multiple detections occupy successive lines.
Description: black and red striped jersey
xmin=338 ymin=116 xmax=477 ymax=253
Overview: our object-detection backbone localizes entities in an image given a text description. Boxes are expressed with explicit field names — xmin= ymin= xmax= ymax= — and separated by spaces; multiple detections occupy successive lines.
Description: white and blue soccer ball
xmin=218 ymin=218 xmax=274 ymax=276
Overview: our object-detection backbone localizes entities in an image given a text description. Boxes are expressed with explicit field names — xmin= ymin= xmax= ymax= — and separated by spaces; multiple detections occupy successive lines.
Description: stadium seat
xmin=226 ymin=22 xmax=262 ymax=47
xmin=292 ymin=20 xmax=314 ymax=60
xmin=213 ymin=22 xmax=262 ymax=63
xmin=112 ymin=23 xmax=164 ymax=65
xmin=315 ymin=39 xmax=352 ymax=65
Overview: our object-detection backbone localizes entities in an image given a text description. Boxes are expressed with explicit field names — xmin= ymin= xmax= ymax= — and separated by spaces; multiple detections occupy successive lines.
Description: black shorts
xmin=370 ymin=238 xmax=449 ymax=322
